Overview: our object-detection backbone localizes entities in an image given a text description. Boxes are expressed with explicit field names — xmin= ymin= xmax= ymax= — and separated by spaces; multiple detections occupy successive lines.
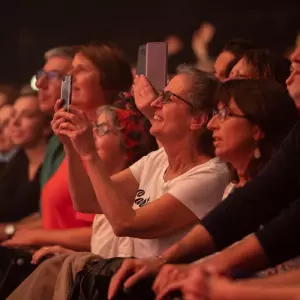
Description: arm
xmin=3 ymin=227 xmax=93 ymax=251
xmin=66 ymin=147 xmax=100 ymax=213
xmin=84 ymin=153 xmax=199 ymax=238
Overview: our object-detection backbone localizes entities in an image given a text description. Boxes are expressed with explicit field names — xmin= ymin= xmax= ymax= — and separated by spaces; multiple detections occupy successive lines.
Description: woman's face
xmin=71 ymin=52 xmax=106 ymax=112
xmin=9 ymin=96 xmax=48 ymax=148
xmin=93 ymin=112 xmax=127 ymax=169
xmin=150 ymin=73 xmax=197 ymax=143
xmin=229 ymin=57 xmax=257 ymax=79
xmin=207 ymin=98 xmax=261 ymax=164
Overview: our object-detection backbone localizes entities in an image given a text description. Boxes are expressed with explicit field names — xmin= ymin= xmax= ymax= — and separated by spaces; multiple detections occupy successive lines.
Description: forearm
xmin=161 ymin=224 xmax=215 ymax=264
xmin=35 ymin=227 xmax=92 ymax=251
xmin=66 ymin=148 xmax=102 ymax=214
xmin=16 ymin=218 xmax=42 ymax=230
xmin=84 ymin=153 xmax=136 ymax=235
xmin=213 ymin=283 xmax=300 ymax=300
xmin=203 ymin=234 xmax=268 ymax=274
xmin=239 ymin=269 xmax=300 ymax=288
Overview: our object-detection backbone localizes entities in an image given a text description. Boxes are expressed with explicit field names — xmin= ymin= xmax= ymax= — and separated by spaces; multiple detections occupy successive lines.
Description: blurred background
xmin=0 ymin=0 xmax=299 ymax=87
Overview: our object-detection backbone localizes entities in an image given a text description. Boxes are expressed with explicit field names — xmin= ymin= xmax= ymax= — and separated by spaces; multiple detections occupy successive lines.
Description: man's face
xmin=35 ymin=56 xmax=72 ymax=115
xmin=286 ymin=46 xmax=300 ymax=110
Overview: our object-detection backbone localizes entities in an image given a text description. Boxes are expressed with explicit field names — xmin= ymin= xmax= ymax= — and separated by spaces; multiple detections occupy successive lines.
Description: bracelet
xmin=155 ymin=254 xmax=168 ymax=265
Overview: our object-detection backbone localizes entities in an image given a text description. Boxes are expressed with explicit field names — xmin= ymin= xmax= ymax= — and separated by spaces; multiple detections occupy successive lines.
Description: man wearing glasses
xmin=1 ymin=47 xmax=76 ymax=237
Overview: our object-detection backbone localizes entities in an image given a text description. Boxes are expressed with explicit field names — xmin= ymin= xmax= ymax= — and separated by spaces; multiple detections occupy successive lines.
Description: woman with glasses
xmin=108 ymin=79 xmax=299 ymax=299
xmin=50 ymin=65 xmax=229 ymax=259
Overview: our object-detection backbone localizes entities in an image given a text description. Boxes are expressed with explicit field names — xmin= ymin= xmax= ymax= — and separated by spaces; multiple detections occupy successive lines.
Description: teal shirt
xmin=40 ymin=135 xmax=65 ymax=188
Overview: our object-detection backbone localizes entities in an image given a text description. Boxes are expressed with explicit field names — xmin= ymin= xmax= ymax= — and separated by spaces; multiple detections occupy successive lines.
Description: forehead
xmin=166 ymin=73 xmax=192 ymax=94
xmin=43 ymin=56 xmax=72 ymax=73
xmin=14 ymin=96 xmax=39 ymax=111
xmin=218 ymin=97 xmax=243 ymax=114
xmin=72 ymin=52 xmax=96 ymax=69
xmin=0 ymin=105 xmax=14 ymax=121
xmin=214 ymin=51 xmax=235 ymax=70
xmin=96 ymin=110 xmax=114 ymax=125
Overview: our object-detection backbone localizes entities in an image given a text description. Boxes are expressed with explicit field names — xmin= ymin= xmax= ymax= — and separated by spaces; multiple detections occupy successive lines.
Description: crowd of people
xmin=0 ymin=33 xmax=299 ymax=300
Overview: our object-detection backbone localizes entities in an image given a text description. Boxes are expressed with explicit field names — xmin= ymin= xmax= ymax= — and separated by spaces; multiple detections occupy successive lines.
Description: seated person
xmin=2 ymin=43 xmax=140 ymax=251
xmin=0 ymin=105 xmax=18 ymax=175
xmin=0 ymin=93 xmax=50 ymax=239
xmin=108 ymin=78 xmax=299 ymax=299
xmin=213 ymin=39 xmax=254 ymax=81
xmin=229 ymin=48 xmax=290 ymax=86
xmin=31 ymin=104 xmax=157 ymax=262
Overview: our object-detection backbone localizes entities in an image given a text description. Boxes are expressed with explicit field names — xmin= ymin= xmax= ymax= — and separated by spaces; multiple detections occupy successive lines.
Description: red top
xmin=41 ymin=157 xmax=94 ymax=229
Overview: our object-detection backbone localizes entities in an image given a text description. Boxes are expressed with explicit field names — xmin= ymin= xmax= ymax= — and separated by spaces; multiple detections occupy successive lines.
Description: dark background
xmin=0 ymin=0 xmax=299 ymax=85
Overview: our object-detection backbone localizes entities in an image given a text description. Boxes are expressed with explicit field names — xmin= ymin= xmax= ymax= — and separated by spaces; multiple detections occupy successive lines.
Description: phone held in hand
xmin=136 ymin=42 xmax=168 ymax=92
xmin=60 ymin=75 xmax=72 ymax=112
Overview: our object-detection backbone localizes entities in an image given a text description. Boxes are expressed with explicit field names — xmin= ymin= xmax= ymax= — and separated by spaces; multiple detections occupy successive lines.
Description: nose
xmin=150 ymin=96 xmax=163 ymax=109
xmin=35 ymin=75 xmax=47 ymax=89
xmin=286 ymin=72 xmax=294 ymax=87
xmin=207 ymin=114 xmax=219 ymax=131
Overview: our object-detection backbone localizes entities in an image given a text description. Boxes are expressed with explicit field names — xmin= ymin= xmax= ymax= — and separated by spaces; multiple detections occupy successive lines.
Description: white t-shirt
xmin=91 ymin=215 xmax=134 ymax=258
xmin=130 ymin=148 xmax=230 ymax=258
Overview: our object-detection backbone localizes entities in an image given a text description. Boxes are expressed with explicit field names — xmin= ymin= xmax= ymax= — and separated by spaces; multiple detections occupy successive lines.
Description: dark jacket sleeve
xmin=255 ymin=198 xmax=300 ymax=266
xmin=201 ymin=121 xmax=300 ymax=251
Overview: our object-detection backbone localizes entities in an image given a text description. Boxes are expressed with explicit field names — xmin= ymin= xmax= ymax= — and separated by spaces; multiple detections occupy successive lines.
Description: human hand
xmin=2 ymin=228 xmax=45 ymax=248
xmin=31 ymin=245 xmax=75 ymax=264
xmin=108 ymin=257 xmax=163 ymax=299
xmin=51 ymin=102 xmax=97 ymax=160
xmin=156 ymin=265 xmax=225 ymax=300
xmin=132 ymin=75 xmax=158 ymax=120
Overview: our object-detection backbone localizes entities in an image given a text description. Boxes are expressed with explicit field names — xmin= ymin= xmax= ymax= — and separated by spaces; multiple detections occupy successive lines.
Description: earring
xmin=254 ymin=147 xmax=261 ymax=159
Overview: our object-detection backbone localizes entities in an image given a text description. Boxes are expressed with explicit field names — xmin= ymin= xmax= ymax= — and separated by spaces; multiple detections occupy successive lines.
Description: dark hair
xmin=222 ymin=39 xmax=255 ymax=77
xmin=215 ymin=79 xmax=298 ymax=179
xmin=78 ymin=43 xmax=133 ymax=103
xmin=242 ymin=48 xmax=291 ymax=86
xmin=176 ymin=65 xmax=221 ymax=157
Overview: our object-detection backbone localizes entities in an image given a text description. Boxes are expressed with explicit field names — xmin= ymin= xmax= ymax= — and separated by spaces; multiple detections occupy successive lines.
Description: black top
xmin=0 ymin=150 xmax=41 ymax=222
xmin=201 ymin=120 xmax=300 ymax=266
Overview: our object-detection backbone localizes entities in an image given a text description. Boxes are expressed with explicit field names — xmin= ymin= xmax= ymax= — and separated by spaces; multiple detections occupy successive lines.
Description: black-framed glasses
xmin=35 ymin=70 xmax=63 ymax=81
xmin=158 ymin=90 xmax=193 ymax=109
xmin=212 ymin=107 xmax=250 ymax=122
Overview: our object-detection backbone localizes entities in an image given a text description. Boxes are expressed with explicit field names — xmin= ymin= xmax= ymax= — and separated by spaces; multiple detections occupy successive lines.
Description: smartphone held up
xmin=60 ymin=75 xmax=72 ymax=112
xmin=136 ymin=42 xmax=168 ymax=92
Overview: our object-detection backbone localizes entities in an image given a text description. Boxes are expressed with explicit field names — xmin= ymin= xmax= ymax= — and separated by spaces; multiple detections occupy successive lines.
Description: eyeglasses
xmin=35 ymin=70 xmax=63 ymax=81
xmin=212 ymin=107 xmax=249 ymax=122
xmin=158 ymin=90 xmax=193 ymax=109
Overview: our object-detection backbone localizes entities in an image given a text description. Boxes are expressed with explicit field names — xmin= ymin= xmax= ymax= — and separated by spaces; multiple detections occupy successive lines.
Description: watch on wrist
xmin=4 ymin=224 xmax=16 ymax=238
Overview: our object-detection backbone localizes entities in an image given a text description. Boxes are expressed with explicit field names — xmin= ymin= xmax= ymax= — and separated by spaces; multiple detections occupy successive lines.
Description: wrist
xmin=155 ymin=254 xmax=168 ymax=265
xmin=80 ymin=149 xmax=99 ymax=162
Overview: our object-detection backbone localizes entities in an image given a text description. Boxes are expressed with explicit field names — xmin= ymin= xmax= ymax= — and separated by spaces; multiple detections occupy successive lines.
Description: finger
xmin=68 ymin=105 xmax=89 ymax=121
xmin=108 ymin=262 xmax=136 ymax=299
xmin=59 ymin=121 xmax=78 ymax=132
xmin=51 ymin=117 xmax=66 ymax=132
xmin=54 ymin=99 xmax=64 ymax=112
xmin=32 ymin=247 xmax=50 ymax=264
xmin=155 ymin=280 xmax=184 ymax=300
xmin=56 ymin=129 xmax=74 ymax=137
xmin=123 ymin=266 xmax=150 ymax=290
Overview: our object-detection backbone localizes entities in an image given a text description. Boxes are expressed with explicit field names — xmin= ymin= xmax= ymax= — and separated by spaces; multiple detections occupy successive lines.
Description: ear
xmin=252 ymin=125 xmax=265 ymax=142
xmin=190 ymin=114 xmax=208 ymax=131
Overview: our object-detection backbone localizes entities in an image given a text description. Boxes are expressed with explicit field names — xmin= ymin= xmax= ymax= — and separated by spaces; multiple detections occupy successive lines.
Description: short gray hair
xmin=44 ymin=46 xmax=77 ymax=60
xmin=176 ymin=64 xmax=220 ymax=113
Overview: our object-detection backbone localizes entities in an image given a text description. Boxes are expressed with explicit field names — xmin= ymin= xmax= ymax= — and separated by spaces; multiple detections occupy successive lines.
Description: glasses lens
xmin=47 ymin=71 xmax=61 ymax=80
xmin=95 ymin=123 xmax=109 ymax=136
xmin=35 ymin=70 xmax=44 ymax=80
